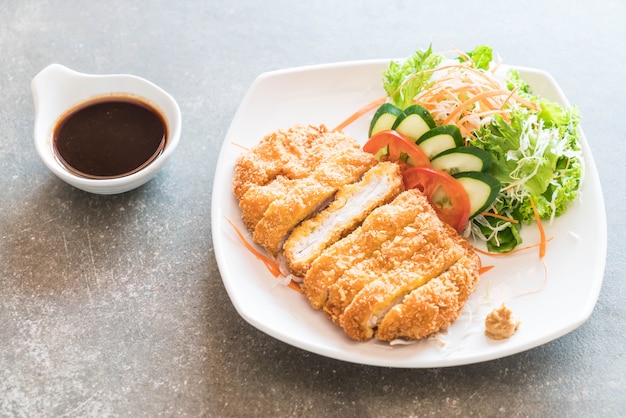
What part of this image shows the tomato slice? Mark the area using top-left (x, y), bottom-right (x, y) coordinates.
top-left (363, 130), bottom-right (431, 168)
top-left (402, 166), bottom-right (470, 232)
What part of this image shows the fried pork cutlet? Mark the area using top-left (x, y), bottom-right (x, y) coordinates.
top-left (233, 125), bottom-right (377, 256)
top-left (302, 190), bottom-right (434, 310)
top-left (252, 146), bottom-right (377, 256)
top-left (282, 162), bottom-right (404, 278)
top-left (302, 189), bottom-right (481, 342)
top-left (232, 124), bottom-right (365, 201)
top-left (238, 175), bottom-right (293, 231)
top-left (324, 220), bottom-right (458, 329)
top-left (232, 125), bottom-right (481, 343)
top-left (375, 248), bottom-right (480, 341)
top-left (323, 210), bottom-right (446, 325)
top-left (340, 229), bottom-right (469, 341)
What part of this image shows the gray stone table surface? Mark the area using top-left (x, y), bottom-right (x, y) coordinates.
top-left (1, 1), bottom-right (624, 416)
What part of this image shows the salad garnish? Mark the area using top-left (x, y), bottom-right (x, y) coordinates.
top-left (336, 45), bottom-right (584, 253)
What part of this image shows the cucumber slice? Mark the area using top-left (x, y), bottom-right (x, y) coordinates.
top-left (453, 171), bottom-right (501, 217)
top-left (368, 103), bottom-right (403, 137)
top-left (415, 125), bottom-right (464, 160)
top-left (391, 104), bottom-right (436, 142)
top-left (431, 146), bottom-right (493, 174)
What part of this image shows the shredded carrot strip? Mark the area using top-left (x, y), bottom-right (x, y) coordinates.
top-left (450, 83), bottom-right (491, 96)
top-left (500, 86), bottom-right (519, 110)
top-left (390, 63), bottom-right (468, 99)
top-left (528, 196), bottom-right (546, 258)
top-left (480, 211), bottom-right (519, 224)
top-left (553, 157), bottom-right (572, 179)
top-left (514, 95), bottom-right (541, 111)
top-left (393, 56), bottom-right (542, 139)
top-left (286, 278), bottom-right (303, 293)
top-left (231, 141), bottom-right (250, 151)
top-left (473, 237), bottom-right (553, 257)
top-left (456, 108), bottom-right (512, 138)
top-left (443, 89), bottom-right (511, 125)
top-left (509, 257), bottom-right (549, 298)
top-left (225, 217), bottom-right (280, 276)
top-left (451, 47), bottom-right (471, 63)
top-left (333, 96), bottom-right (387, 132)
top-left (490, 61), bottom-right (502, 74)
top-left (224, 217), bottom-right (302, 292)
top-left (479, 265), bottom-right (495, 275)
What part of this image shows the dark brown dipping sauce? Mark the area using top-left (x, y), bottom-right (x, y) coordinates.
top-left (53, 97), bottom-right (167, 178)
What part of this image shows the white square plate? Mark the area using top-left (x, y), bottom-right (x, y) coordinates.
top-left (211, 60), bottom-right (606, 368)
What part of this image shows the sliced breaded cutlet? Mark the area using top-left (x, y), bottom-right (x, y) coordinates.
top-left (339, 228), bottom-right (467, 341)
top-left (375, 246), bottom-right (480, 342)
top-left (238, 175), bottom-right (293, 231)
top-left (321, 192), bottom-right (451, 325)
top-left (282, 162), bottom-right (404, 278)
top-left (302, 189), bottom-right (432, 310)
top-left (252, 146), bottom-right (376, 255)
top-left (233, 125), bottom-right (377, 256)
top-left (232, 125), bottom-right (366, 201)
top-left (302, 188), bottom-right (481, 342)
top-left (232, 125), bottom-right (482, 343)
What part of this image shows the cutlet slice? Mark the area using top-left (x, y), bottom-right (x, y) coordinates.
top-left (233, 125), bottom-right (321, 200)
top-left (252, 146), bottom-right (376, 256)
top-left (375, 244), bottom-right (480, 342)
top-left (283, 162), bottom-right (404, 277)
top-left (232, 125), bottom-right (365, 200)
top-left (302, 190), bottom-right (432, 310)
top-left (239, 175), bottom-right (294, 231)
top-left (339, 228), bottom-right (465, 341)
top-left (323, 209), bottom-right (441, 325)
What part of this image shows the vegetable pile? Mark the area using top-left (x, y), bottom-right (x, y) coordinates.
top-left (346, 45), bottom-right (584, 253)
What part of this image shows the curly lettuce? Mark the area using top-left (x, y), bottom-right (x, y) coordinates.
top-left (383, 45), bottom-right (442, 109)
top-left (463, 45), bottom-right (493, 70)
top-left (383, 45), bottom-right (495, 109)
top-left (469, 102), bottom-right (583, 252)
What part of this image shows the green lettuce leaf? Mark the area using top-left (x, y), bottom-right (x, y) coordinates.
top-left (383, 45), bottom-right (442, 109)
top-left (464, 45), bottom-right (493, 70)
top-left (470, 104), bottom-right (583, 251)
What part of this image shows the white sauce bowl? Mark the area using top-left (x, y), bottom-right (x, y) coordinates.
top-left (31, 64), bottom-right (182, 195)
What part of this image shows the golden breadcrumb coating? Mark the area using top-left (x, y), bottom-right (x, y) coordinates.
top-left (283, 162), bottom-right (403, 277)
top-left (232, 125), bottom-right (364, 200)
top-left (324, 207), bottom-right (454, 324)
top-left (238, 175), bottom-right (293, 231)
top-left (339, 233), bottom-right (464, 341)
top-left (302, 188), bottom-right (481, 342)
top-left (375, 241), bottom-right (480, 341)
top-left (233, 125), bottom-right (377, 256)
top-left (302, 190), bottom-right (431, 310)
top-left (252, 146), bottom-right (376, 255)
